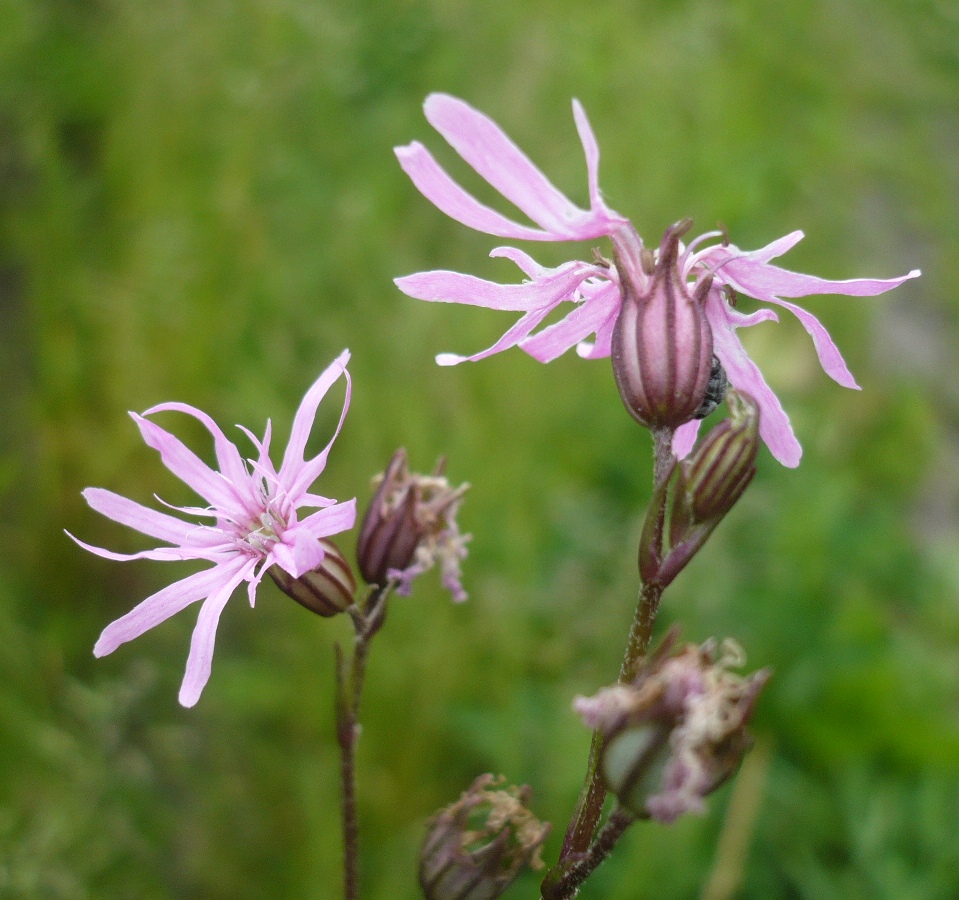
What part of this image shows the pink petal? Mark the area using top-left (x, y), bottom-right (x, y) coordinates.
top-left (143, 402), bottom-right (254, 510)
top-left (725, 306), bottom-right (780, 328)
top-left (178, 559), bottom-right (256, 707)
top-left (572, 99), bottom-right (603, 214)
top-left (489, 245), bottom-right (548, 277)
top-left (724, 257), bottom-right (921, 300)
top-left (395, 142), bottom-right (555, 241)
top-left (575, 282), bottom-right (622, 359)
top-left (395, 260), bottom-right (597, 312)
top-left (81, 488), bottom-right (197, 545)
top-left (435, 308), bottom-right (553, 366)
top-left (672, 420), bottom-right (702, 459)
top-left (737, 231), bottom-right (805, 265)
top-left (296, 491), bottom-right (338, 509)
top-left (272, 499), bottom-right (357, 577)
top-left (278, 350), bottom-right (351, 499)
top-left (707, 298), bottom-right (802, 467)
top-left (270, 534), bottom-right (324, 580)
top-left (132, 414), bottom-right (246, 516)
top-left (67, 532), bottom-right (229, 563)
top-left (753, 296), bottom-right (859, 389)
top-left (94, 559), bottom-right (248, 657)
top-left (520, 282), bottom-right (621, 363)
top-left (424, 93), bottom-right (585, 236)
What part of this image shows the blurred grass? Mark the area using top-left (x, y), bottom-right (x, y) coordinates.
top-left (3, 0), bottom-right (959, 897)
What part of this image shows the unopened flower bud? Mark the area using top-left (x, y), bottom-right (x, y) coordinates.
top-left (269, 539), bottom-right (356, 617)
top-left (574, 633), bottom-right (769, 823)
top-left (357, 448), bottom-right (470, 601)
top-left (419, 774), bottom-right (550, 900)
top-left (611, 219), bottom-right (714, 429)
top-left (675, 390), bottom-right (759, 530)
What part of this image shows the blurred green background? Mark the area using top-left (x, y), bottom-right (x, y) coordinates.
top-left (2, 0), bottom-right (959, 897)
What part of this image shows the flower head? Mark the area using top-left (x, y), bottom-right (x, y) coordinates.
top-left (395, 94), bottom-right (920, 465)
top-left (70, 351), bottom-right (356, 706)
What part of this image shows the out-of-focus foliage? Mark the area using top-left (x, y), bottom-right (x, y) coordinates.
top-left (2, 0), bottom-right (959, 897)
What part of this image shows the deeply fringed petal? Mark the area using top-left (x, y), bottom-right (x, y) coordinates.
top-left (424, 93), bottom-right (588, 235)
top-left (706, 294), bottom-right (802, 467)
top-left (278, 350), bottom-right (351, 499)
top-left (132, 413), bottom-right (248, 517)
top-left (143, 402), bottom-right (257, 514)
top-left (395, 259), bottom-right (600, 311)
top-left (395, 142), bottom-right (559, 242)
top-left (94, 559), bottom-right (249, 658)
top-left (436, 307), bottom-right (556, 366)
top-left (520, 280), bottom-right (620, 363)
top-left (81, 488), bottom-right (204, 546)
top-left (397, 94), bottom-right (625, 242)
top-left (178, 559), bottom-right (256, 707)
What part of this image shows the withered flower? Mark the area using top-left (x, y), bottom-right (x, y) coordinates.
top-left (420, 774), bottom-right (550, 900)
top-left (357, 449), bottom-right (470, 601)
top-left (575, 632), bottom-right (769, 823)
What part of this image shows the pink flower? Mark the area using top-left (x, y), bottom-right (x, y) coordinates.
top-left (70, 351), bottom-right (356, 706)
top-left (395, 94), bottom-right (920, 466)
top-left (394, 92), bottom-right (629, 366)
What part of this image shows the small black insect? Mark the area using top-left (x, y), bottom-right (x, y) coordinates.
top-left (693, 356), bottom-right (729, 420)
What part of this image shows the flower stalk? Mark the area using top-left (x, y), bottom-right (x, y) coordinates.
top-left (334, 583), bottom-right (393, 900)
top-left (546, 428), bottom-right (675, 897)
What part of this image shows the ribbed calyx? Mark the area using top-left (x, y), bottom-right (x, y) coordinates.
top-left (269, 538), bottom-right (356, 617)
top-left (611, 219), bottom-right (714, 429)
top-left (674, 390), bottom-right (759, 532)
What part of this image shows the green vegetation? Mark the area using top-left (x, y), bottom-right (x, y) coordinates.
top-left (2, 0), bottom-right (959, 896)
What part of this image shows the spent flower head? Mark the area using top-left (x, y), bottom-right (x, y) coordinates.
top-left (357, 448), bottom-right (470, 602)
top-left (419, 774), bottom-right (550, 900)
top-left (70, 351), bottom-right (356, 706)
top-left (395, 93), bottom-right (920, 465)
top-left (574, 631), bottom-right (769, 823)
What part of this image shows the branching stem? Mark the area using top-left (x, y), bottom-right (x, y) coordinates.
top-left (545, 429), bottom-right (675, 899)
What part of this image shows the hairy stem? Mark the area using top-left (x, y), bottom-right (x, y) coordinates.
top-left (336, 585), bottom-right (391, 900)
top-left (652, 427), bottom-right (675, 488)
top-left (547, 429), bottom-right (675, 896)
top-left (550, 808), bottom-right (636, 899)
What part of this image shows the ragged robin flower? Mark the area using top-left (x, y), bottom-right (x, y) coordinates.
top-left (69, 351), bottom-right (356, 706)
top-left (395, 93), bottom-right (919, 465)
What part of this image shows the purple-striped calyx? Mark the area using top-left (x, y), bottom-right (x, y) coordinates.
top-left (611, 219), bottom-right (715, 430)
top-left (269, 538), bottom-right (357, 617)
